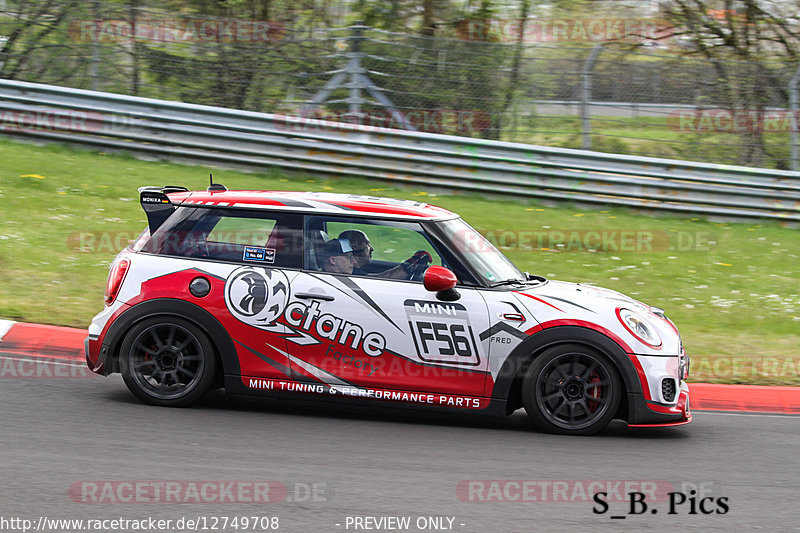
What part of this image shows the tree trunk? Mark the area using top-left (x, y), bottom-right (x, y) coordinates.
top-left (490, 0), bottom-right (530, 141)
top-left (421, 0), bottom-right (435, 37)
top-left (129, 0), bottom-right (140, 95)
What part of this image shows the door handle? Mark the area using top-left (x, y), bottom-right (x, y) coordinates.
top-left (295, 292), bottom-right (335, 301)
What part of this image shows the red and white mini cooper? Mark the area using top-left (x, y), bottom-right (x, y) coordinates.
top-left (86, 184), bottom-right (690, 435)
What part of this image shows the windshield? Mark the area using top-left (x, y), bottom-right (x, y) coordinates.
top-left (438, 218), bottom-right (525, 286)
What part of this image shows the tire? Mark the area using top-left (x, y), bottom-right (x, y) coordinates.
top-left (119, 316), bottom-right (216, 407)
top-left (522, 343), bottom-right (622, 435)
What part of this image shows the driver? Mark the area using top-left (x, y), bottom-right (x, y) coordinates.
top-left (319, 238), bottom-right (356, 274)
top-left (338, 229), bottom-right (432, 279)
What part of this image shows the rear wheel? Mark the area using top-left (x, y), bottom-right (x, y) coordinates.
top-left (522, 343), bottom-right (621, 435)
top-left (119, 317), bottom-right (216, 407)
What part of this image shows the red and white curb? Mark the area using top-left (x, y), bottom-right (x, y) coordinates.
top-left (688, 383), bottom-right (800, 415)
top-left (0, 319), bottom-right (86, 360)
top-left (0, 319), bottom-right (14, 340)
top-left (1, 320), bottom-right (798, 414)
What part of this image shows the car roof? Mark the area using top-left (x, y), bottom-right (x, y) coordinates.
top-left (167, 190), bottom-right (458, 220)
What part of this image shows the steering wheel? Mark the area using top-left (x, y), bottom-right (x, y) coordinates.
top-left (407, 257), bottom-right (432, 281)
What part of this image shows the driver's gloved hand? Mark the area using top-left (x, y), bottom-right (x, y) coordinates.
top-left (402, 250), bottom-right (432, 270)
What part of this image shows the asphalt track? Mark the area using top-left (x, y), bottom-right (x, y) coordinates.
top-left (1, 351), bottom-right (798, 533)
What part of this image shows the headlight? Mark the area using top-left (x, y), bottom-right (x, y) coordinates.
top-left (616, 308), bottom-right (662, 348)
top-left (679, 351), bottom-right (690, 380)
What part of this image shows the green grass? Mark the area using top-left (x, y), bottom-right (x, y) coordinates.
top-left (0, 139), bottom-right (798, 385)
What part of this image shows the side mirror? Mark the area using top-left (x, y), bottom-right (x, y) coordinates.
top-left (423, 266), bottom-right (460, 301)
top-left (424, 266), bottom-right (456, 291)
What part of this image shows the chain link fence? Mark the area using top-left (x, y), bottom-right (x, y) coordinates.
top-left (1, 0), bottom-right (799, 169)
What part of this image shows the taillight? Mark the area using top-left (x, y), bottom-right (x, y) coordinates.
top-left (104, 259), bottom-right (130, 305)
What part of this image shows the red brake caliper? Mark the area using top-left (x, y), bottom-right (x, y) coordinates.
top-left (586, 371), bottom-right (602, 412)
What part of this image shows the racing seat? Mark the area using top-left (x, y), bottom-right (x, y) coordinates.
top-left (265, 226), bottom-right (302, 269)
top-left (305, 228), bottom-right (329, 271)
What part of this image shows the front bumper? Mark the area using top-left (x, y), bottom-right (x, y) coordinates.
top-left (627, 381), bottom-right (691, 427)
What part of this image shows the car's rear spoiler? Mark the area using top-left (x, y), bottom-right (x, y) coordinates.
top-left (138, 185), bottom-right (188, 232)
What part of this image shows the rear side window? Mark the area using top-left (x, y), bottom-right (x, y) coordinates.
top-left (144, 207), bottom-right (303, 268)
top-left (207, 217), bottom-right (276, 246)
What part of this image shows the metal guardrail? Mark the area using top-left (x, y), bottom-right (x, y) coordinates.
top-left (1, 79), bottom-right (799, 221)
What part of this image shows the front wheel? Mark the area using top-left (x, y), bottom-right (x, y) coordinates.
top-left (119, 317), bottom-right (216, 407)
top-left (522, 343), bottom-right (621, 435)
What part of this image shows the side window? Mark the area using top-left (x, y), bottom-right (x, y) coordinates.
top-left (306, 216), bottom-right (443, 281)
top-left (207, 217), bottom-right (276, 247)
top-left (148, 207), bottom-right (303, 268)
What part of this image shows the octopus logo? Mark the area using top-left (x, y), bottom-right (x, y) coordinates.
top-left (225, 267), bottom-right (289, 327)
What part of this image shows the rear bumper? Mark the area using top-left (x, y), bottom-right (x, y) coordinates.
top-left (86, 301), bottom-right (133, 376)
top-left (85, 334), bottom-right (110, 375)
